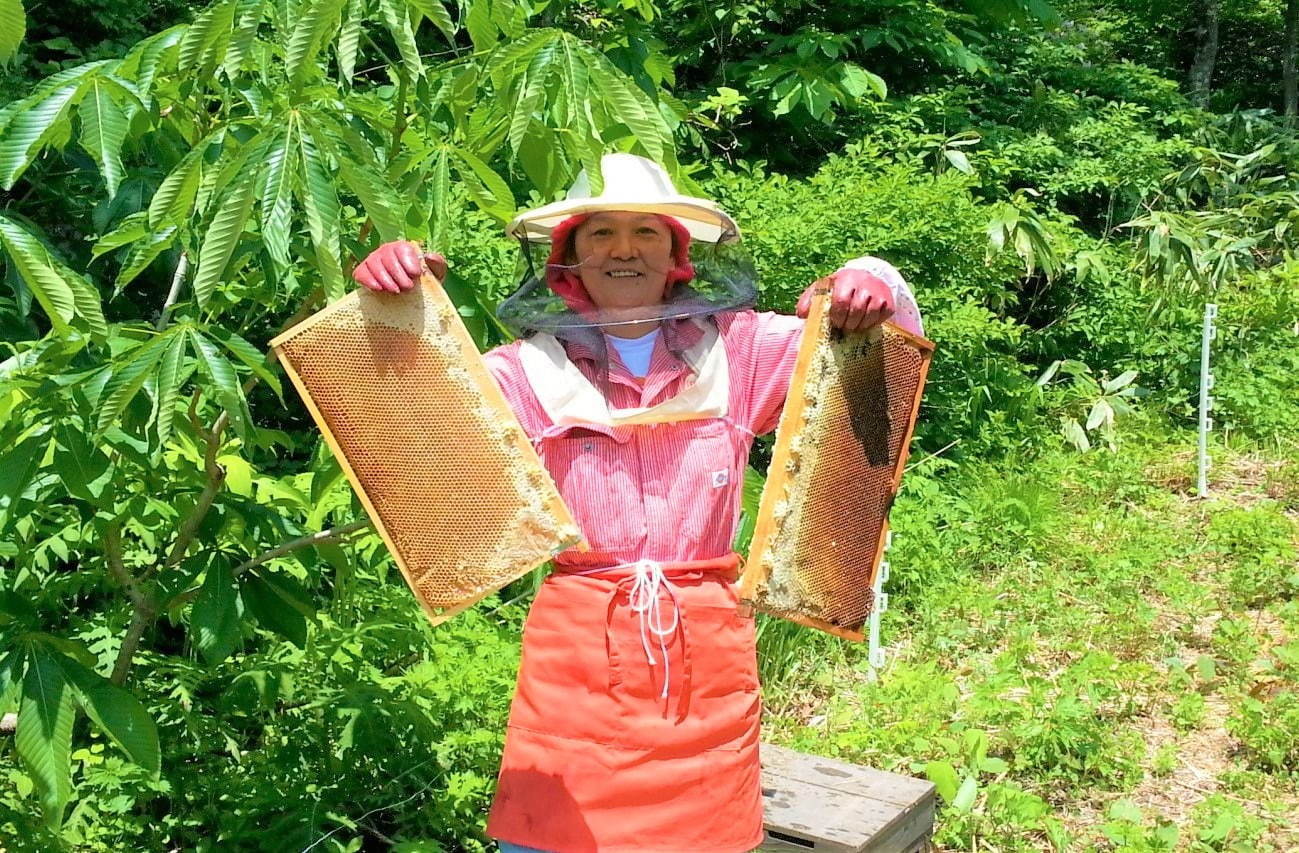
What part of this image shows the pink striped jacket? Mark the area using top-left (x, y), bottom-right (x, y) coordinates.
top-left (482, 260), bottom-right (921, 567)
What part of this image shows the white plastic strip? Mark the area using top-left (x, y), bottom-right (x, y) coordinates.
top-left (1198, 303), bottom-right (1217, 498)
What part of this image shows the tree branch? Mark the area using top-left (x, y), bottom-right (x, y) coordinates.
top-left (139, 410), bottom-right (228, 585)
top-left (234, 518), bottom-right (370, 578)
top-left (110, 595), bottom-right (157, 686)
top-left (104, 519), bottom-right (148, 608)
top-left (168, 519), bottom-right (371, 609)
top-left (156, 251), bottom-right (189, 332)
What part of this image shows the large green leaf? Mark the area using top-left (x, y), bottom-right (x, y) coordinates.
top-left (91, 210), bottom-right (149, 258)
top-left (79, 78), bottom-right (130, 197)
top-left (589, 53), bottom-right (666, 164)
top-left (428, 147), bottom-right (450, 249)
top-left (16, 645), bottom-right (75, 829)
top-left (241, 569), bottom-right (311, 647)
top-left (285, 0), bottom-right (345, 86)
top-left (379, 0), bottom-right (423, 81)
top-left (148, 136), bottom-right (209, 228)
top-left (191, 172), bottom-right (257, 308)
top-left (178, 0), bottom-right (237, 75)
top-left (337, 156), bottom-right (403, 242)
top-left (508, 42), bottom-right (554, 156)
top-left (188, 327), bottom-right (251, 437)
top-left (485, 27), bottom-right (552, 91)
top-left (555, 36), bottom-right (589, 129)
top-left (0, 0), bottom-right (26, 67)
top-left (0, 61), bottom-right (106, 189)
top-left (406, 0), bottom-right (456, 45)
top-left (463, 0), bottom-right (496, 51)
top-left (60, 657), bottom-right (160, 776)
top-left (259, 120), bottom-right (298, 266)
top-left (196, 128), bottom-right (257, 213)
top-left (0, 215), bottom-right (107, 338)
top-left (206, 324), bottom-right (282, 399)
top-left (52, 423), bottom-right (113, 503)
top-left (297, 122), bottom-right (346, 298)
top-left (96, 330), bottom-right (177, 432)
top-left (0, 219), bottom-right (74, 333)
top-left (119, 25), bottom-right (185, 99)
top-left (191, 556), bottom-right (240, 664)
top-left (115, 225), bottom-right (178, 291)
top-left (222, 0), bottom-right (264, 74)
top-left (0, 433), bottom-right (46, 535)
top-left (335, 0), bottom-right (362, 83)
top-left (453, 147), bottom-right (513, 221)
top-left (154, 330), bottom-right (187, 450)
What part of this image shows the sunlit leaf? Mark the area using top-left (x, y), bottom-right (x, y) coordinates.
top-left (79, 78), bottom-right (130, 197)
top-left (148, 134), bottom-right (210, 228)
top-left (207, 324), bottom-right (282, 399)
top-left (116, 225), bottom-right (178, 291)
top-left (336, 0), bottom-right (363, 82)
top-left (285, 0), bottom-right (346, 86)
top-left (188, 327), bottom-right (252, 437)
top-left (0, 62), bottom-right (107, 189)
top-left (298, 121), bottom-right (346, 298)
top-left (0, 0), bottom-right (25, 67)
top-left (192, 172), bottom-right (257, 308)
top-left (16, 645), bottom-right (75, 829)
top-left (60, 657), bottom-right (160, 776)
top-left (0, 215), bottom-right (106, 338)
top-left (96, 330), bottom-right (176, 432)
top-left (154, 330), bottom-right (187, 449)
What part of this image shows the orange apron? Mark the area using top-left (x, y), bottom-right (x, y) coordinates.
top-left (486, 553), bottom-right (764, 852)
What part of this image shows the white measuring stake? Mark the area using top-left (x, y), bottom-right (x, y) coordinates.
top-left (868, 530), bottom-right (892, 671)
top-left (1197, 303), bottom-right (1217, 498)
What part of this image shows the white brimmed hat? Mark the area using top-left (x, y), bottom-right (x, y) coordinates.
top-left (507, 153), bottom-right (740, 245)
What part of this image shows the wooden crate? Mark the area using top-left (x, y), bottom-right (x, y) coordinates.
top-left (759, 743), bottom-right (936, 853)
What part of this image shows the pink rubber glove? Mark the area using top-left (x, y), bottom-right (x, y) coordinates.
top-left (796, 267), bottom-right (895, 332)
top-left (352, 241), bottom-right (448, 293)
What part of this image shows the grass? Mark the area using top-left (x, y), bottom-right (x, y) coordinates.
top-left (757, 424), bottom-right (1299, 851)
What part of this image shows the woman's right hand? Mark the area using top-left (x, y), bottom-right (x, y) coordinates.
top-left (352, 241), bottom-right (449, 293)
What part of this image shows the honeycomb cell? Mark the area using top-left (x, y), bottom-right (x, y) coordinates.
top-left (740, 293), bottom-right (933, 639)
top-left (270, 276), bottom-right (583, 627)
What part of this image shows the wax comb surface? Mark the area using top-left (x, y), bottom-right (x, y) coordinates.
top-left (741, 289), bottom-right (933, 640)
top-left (270, 275), bottom-right (584, 627)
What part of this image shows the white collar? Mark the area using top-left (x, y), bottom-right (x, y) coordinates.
top-left (517, 320), bottom-right (729, 427)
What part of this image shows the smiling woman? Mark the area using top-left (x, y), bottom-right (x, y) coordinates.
top-left (570, 212), bottom-right (675, 334)
top-left (348, 153), bottom-right (921, 852)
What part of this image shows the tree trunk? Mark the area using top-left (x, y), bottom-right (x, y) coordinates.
top-left (1285, 0), bottom-right (1298, 121)
top-left (1188, 0), bottom-right (1221, 108)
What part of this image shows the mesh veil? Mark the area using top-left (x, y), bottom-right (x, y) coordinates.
top-left (496, 216), bottom-right (758, 384)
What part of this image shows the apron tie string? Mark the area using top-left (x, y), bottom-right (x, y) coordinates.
top-left (626, 560), bottom-right (681, 701)
top-left (568, 560), bottom-right (690, 714)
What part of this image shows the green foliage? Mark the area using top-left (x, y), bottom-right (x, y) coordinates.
top-left (1229, 688), bottom-right (1299, 777)
top-left (0, 0), bottom-right (689, 837)
top-left (1206, 503), bottom-right (1299, 608)
top-left (765, 433), bottom-right (1299, 850)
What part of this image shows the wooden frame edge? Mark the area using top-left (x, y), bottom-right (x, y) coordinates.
top-left (270, 274), bottom-right (587, 629)
top-left (742, 293), bottom-right (934, 643)
top-left (739, 289), bottom-right (829, 598)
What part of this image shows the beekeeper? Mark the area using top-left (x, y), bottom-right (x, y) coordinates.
top-left (351, 154), bottom-right (923, 853)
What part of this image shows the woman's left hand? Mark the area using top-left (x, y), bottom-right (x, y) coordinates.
top-left (795, 268), bottom-right (895, 332)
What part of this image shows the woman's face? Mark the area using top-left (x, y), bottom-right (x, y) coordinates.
top-left (570, 211), bottom-right (675, 312)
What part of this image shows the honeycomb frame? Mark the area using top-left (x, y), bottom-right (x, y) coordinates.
top-left (740, 285), bottom-right (934, 640)
top-left (270, 274), bottom-right (585, 627)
